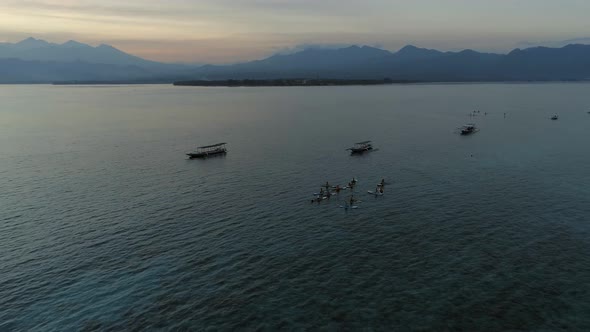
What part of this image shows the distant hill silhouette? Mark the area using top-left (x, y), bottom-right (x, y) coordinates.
top-left (192, 43), bottom-right (590, 81)
top-left (0, 58), bottom-right (159, 83)
top-left (1, 37), bottom-right (590, 83)
top-left (0, 37), bottom-right (193, 82)
top-left (0, 37), bottom-right (168, 68)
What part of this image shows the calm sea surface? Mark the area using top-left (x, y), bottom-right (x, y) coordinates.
top-left (1, 83), bottom-right (590, 330)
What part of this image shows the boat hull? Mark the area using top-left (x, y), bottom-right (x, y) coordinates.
top-left (187, 150), bottom-right (227, 159)
top-left (349, 147), bottom-right (373, 154)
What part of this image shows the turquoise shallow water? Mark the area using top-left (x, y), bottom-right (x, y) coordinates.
top-left (1, 83), bottom-right (590, 330)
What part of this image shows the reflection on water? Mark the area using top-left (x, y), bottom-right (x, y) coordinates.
top-left (1, 83), bottom-right (589, 330)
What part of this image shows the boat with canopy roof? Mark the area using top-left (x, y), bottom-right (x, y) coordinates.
top-left (187, 143), bottom-right (227, 159)
top-left (347, 141), bottom-right (373, 154)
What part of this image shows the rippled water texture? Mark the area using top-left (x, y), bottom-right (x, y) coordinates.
top-left (1, 84), bottom-right (590, 330)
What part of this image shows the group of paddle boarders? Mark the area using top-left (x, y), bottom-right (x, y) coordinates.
top-left (311, 177), bottom-right (387, 207)
top-left (311, 178), bottom-right (358, 203)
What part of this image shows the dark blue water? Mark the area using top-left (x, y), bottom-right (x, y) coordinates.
top-left (1, 84), bottom-right (590, 330)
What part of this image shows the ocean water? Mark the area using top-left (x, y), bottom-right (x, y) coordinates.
top-left (1, 83), bottom-right (589, 331)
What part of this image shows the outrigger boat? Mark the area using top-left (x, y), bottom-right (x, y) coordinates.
top-left (347, 141), bottom-right (373, 154)
top-left (460, 124), bottom-right (478, 135)
top-left (187, 143), bottom-right (227, 159)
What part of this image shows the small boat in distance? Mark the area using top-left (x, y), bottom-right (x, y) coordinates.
top-left (551, 115), bottom-right (559, 120)
top-left (460, 124), bottom-right (478, 135)
top-left (187, 143), bottom-right (227, 159)
top-left (347, 141), bottom-right (373, 154)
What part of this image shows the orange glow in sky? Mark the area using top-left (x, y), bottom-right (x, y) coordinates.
top-left (1, 0), bottom-right (589, 63)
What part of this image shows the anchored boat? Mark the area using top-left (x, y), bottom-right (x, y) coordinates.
top-left (187, 143), bottom-right (227, 159)
top-left (347, 141), bottom-right (373, 154)
top-left (460, 124), bottom-right (478, 135)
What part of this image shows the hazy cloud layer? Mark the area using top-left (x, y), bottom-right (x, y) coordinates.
top-left (1, 0), bottom-right (590, 63)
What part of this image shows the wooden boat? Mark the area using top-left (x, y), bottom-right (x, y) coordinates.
top-left (347, 141), bottom-right (373, 154)
top-left (187, 143), bottom-right (227, 159)
top-left (460, 124), bottom-right (478, 135)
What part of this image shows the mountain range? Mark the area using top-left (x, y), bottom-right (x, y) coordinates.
top-left (0, 37), bottom-right (156, 66)
top-left (0, 38), bottom-right (191, 83)
top-left (195, 44), bottom-right (590, 82)
top-left (1, 37), bottom-right (590, 83)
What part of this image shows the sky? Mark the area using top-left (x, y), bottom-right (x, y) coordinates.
top-left (1, 0), bottom-right (589, 63)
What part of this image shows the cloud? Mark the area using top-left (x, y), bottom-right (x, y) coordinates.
top-left (516, 37), bottom-right (590, 49)
top-left (1, 0), bottom-right (590, 62)
top-left (272, 43), bottom-right (357, 55)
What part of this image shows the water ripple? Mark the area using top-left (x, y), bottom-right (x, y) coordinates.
top-left (1, 84), bottom-right (590, 330)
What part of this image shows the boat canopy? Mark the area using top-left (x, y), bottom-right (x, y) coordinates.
top-left (198, 143), bottom-right (227, 149)
top-left (355, 141), bottom-right (372, 145)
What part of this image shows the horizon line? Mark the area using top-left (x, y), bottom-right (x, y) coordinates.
top-left (2, 36), bottom-right (590, 65)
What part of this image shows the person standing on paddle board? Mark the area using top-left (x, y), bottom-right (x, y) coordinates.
top-left (349, 195), bottom-right (356, 205)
